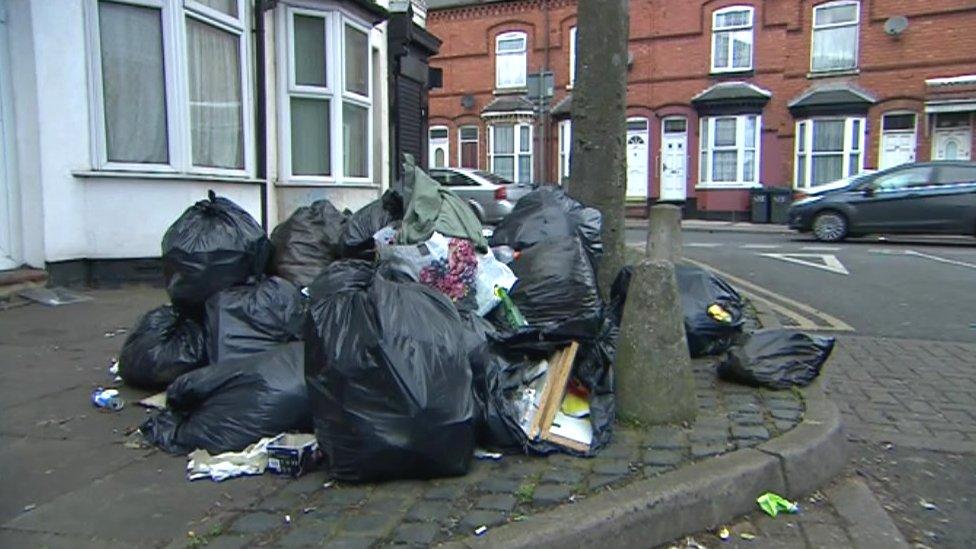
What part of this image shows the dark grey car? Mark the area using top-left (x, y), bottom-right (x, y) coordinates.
top-left (788, 161), bottom-right (976, 242)
top-left (428, 168), bottom-right (533, 223)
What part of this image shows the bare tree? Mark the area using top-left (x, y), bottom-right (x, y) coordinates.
top-left (567, 0), bottom-right (629, 296)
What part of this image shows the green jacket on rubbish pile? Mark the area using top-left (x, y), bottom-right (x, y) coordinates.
top-left (397, 155), bottom-right (489, 250)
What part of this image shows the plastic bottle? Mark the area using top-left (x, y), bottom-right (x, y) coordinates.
top-left (494, 286), bottom-right (527, 328)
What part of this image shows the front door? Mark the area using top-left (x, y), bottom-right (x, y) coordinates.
top-left (0, 0), bottom-right (18, 270)
top-left (880, 132), bottom-right (915, 169)
top-left (660, 117), bottom-right (687, 202)
top-left (933, 129), bottom-right (972, 161)
top-left (626, 118), bottom-right (649, 199)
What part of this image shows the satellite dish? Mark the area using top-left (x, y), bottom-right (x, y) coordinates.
top-left (460, 94), bottom-right (474, 109)
top-left (884, 16), bottom-right (908, 36)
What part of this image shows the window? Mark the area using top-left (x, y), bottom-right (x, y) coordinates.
top-left (568, 27), bottom-right (577, 87)
top-left (282, 9), bottom-right (372, 183)
top-left (936, 165), bottom-right (976, 185)
top-left (428, 126), bottom-right (449, 168)
top-left (711, 6), bottom-right (753, 72)
top-left (879, 113), bottom-right (916, 170)
top-left (794, 117), bottom-right (865, 189)
top-left (89, 0), bottom-right (249, 174)
top-left (458, 126), bottom-right (479, 168)
top-left (495, 32), bottom-right (527, 89)
top-left (871, 166), bottom-right (932, 191)
top-left (489, 123), bottom-right (532, 183)
top-left (699, 115), bottom-right (760, 186)
top-left (811, 1), bottom-right (859, 72)
top-left (558, 120), bottom-right (572, 182)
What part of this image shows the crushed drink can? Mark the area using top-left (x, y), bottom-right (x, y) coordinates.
top-left (91, 387), bottom-right (124, 411)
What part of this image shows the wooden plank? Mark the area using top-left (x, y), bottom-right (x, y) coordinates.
top-left (528, 342), bottom-right (580, 442)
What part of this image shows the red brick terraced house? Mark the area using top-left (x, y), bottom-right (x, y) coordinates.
top-left (424, 0), bottom-right (976, 219)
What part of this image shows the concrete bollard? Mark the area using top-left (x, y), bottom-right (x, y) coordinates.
top-left (615, 206), bottom-right (697, 425)
top-left (646, 204), bottom-right (683, 261)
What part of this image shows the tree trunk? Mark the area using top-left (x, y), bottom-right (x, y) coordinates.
top-left (567, 0), bottom-right (629, 296)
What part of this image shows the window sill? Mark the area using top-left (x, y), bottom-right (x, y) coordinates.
top-left (73, 169), bottom-right (263, 184)
top-left (807, 68), bottom-right (860, 79)
top-left (710, 68), bottom-right (755, 78)
top-left (695, 183), bottom-right (762, 190)
top-left (276, 180), bottom-right (381, 189)
top-left (493, 87), bottom-right (528, 95)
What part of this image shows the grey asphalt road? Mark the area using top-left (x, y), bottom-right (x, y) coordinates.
top-left (626, 228), bottom-right (976, 341)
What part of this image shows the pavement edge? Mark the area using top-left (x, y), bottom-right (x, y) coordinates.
top-left (454, 387), bottom-right (846, 549)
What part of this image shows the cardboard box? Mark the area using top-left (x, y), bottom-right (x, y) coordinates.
top-left (266, 433), bottom-right (319, 477)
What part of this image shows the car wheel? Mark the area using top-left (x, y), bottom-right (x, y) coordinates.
top-left (812, 211), bottom-right (848, 242)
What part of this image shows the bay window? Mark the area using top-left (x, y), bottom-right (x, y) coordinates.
top-left (495, 32), bottom-right (527, 89)
top-left (88, 0), bottom-right (249, 174)
top-left (281, 8), bottom-right (372, 183)
top-left (794, 118), bottom-right (865, 189)
top-left (711, 6), bottom-right (753, 73)
top-left (699, 115), bottom-right (760, 186)
top-left (811, 1), bottom-right (859, 72)
top-left (489, 123), bottom-right (532, 183)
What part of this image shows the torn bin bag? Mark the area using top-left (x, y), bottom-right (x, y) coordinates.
top-left (339, 190), bottom-right (404, 259)
top-left (489, 186), bottom-right (603, 269)
top-left (205, 276), bottom-right (304, 364)
top-left (507, 237), bottom-right (602, 338)
top-left (304, 261), bottom-right (475, 482)
top-left (140, 342), bottom-right (311, 455)
top-left (718, 329), bottom-right (836, 389)
top-left (118, 305), bottom-right (208, 390)
top-left (270, 199), bottom-right (348, 288)
top-left (676, 264), bottom-right (745, 357)
top-left (162, 191), bottom-right (271, 310)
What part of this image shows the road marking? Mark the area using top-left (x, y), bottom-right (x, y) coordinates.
top-left (685, 243), bottom-right (722, 248)
top-left (868, 248), bottom-right (976, 270)
top-left (741, 244), bottom-right (781, 249)
top-left (683, 258), bottom-right (855, 332)
top-left (802, 246), bottom-right (842, 251)
top-left (760, 253), bottom-right (850, 275)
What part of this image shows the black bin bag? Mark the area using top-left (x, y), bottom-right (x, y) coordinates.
top-left (304, 261), bottom-right (475, 482)
top-left (270, 199), bottom-right (348, 287)
top-left (140, 342), bottom-right (311, 455)
top-left (118, 305), bottom-right (208, 390)
top-left (676, 263), bottom-right (745, 357)
top-left (489, 186), bottom-right (603, 269)
top-left (162, 191), bottom-right (271, 310)
top-left (205, 276), bottom-right (305, 363)
top-left (506, 237), bottom-right (602, 338)
top-left (339, 190), bottom-right (404, 259)
top-left (718, 329), bottom-right (836, 389)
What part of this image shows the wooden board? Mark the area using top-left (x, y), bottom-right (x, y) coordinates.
top-left (526, 341), bottom-right (592, 452)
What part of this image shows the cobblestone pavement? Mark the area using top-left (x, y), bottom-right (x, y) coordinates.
top-left (196, 362), bottom-right (804, 548)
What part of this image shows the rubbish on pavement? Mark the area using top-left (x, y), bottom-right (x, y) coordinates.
top-left (919, 499), bottom-right (937, 510)
top-left (473, 448), bottom-right (503, 460)
top-left (740, 532), bottom-right (756, 540)
top-left (118, 305), bottom-right (208, 389)
top-left (560, 392), bottom-right (590, 418)
top-left (675, 263), bottom-right (745, 357)
top-left (378, 232), bottom-right (478, 303)
top-left (305, 261), bottom-right (475, 481)
top-left (339, 189), bottom-right (403, 259)
top-left (138, 391), bottom-right (168, 410)
top-left (284, 515), bottom-right (291, 524)
top-left (523, 342), bottom-right (591, 452)
top-left (473, 249), bottom-right (518, 315)
top-left (91, 387), bottom-right (124, 411)
top-left (718, 526), bottom-right (731, 540)
top-left (186, 436), bottom-right (276, 482)
top-left (757, 492), bottom-right (799, 517)
top-left (18, 287), bottom-right (93, 307)
top-left (718, 329), bottom-right (836, 389)
top-left (494, 286), bottom-right (527, 328)
top-left (474, 525), bottom-right (488, 536)
top-left (489, 185), bottom-right (603, 270)
top-left (108, 359), bottom-right (119, 376)
top-left (140, 342), bottom-right (311, 455)
top-left (266, 433), bottom-right (320, 477)
top-left (22, 504), bottom-right (36, 513)
top-left (396, 154), bottom-right (488, 250)
top-left (205, 276), bottom-right (304, 363)
top-left (162, 190), bottom-right (271, 311)
top-left (269, 199), bottom-right (348, 287)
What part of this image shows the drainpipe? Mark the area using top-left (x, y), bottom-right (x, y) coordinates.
top-left (541, 0), bottom-right (550, 184)
top-left (254, 0), bottom-right (269, 231)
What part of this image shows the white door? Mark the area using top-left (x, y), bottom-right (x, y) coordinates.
top-left (428, 126), bottom-right (449, 168)
top-left (933, 129), bottom-right (972, 161)
top-left (0, 0), bottom-right (18, 270)
top-left (660, 117), bottom-right (687, 201)
top-left (879, 132), bottom-right (915, 169)
top-left (626, 118), bottom-right (649, 199)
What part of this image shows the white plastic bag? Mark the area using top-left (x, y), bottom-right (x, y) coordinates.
top-left (474, 248), bottom-right (517, 316)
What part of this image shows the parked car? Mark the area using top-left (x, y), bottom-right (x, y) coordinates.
top-left (427, 168), bottom-right (534, 223)
top-left (788, 161), bottom-right (976, 242)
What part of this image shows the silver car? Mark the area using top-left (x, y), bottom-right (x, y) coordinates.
top-left (428, 168), bottom-right (534, 224)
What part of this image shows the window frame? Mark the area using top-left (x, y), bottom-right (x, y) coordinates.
top-left (495, 31), bottom-right (527, 90)
top-left (568, 26), bottom-right (577, 88)
top-left (810, 0), bottom-right (860, 73)
top-left (277, 5), bottom-right (373, 186)
top-left (710, 5), bottom-right (754, 73)
top-left (794, 116), bottom-right (866, 189)
top-left (457, 125), bottom-right (479, 169)
top-left (488, 122), bottom-right (533, 183)
top-left (84, 0), bottom-right (252, 177)
top-left (698, 114), bottom-right (762, 188)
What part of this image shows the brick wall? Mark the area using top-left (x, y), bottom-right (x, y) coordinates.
top-left (427, 0), bottom-right (976, 215)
